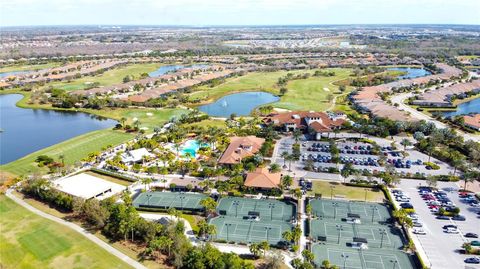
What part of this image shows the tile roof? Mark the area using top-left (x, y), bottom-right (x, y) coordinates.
top-left (244, 167), bottom-right (281, 189)
top-left (218, 136), bottom-right (265, 164)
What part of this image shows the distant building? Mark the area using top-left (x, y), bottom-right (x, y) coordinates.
top-left (263, 111), bottom-right (346, 140)
top-left (244, 167), bottom-right (281, 189)
top-left (463, 114), bottom-right (480, 131)
top-left (218, 136), bottom-right (265, 165)
top-left (121, 148), bottom-right (154, 164)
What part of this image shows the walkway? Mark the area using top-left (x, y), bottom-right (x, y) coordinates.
top-left (5, 189), bottom-right (146, 269)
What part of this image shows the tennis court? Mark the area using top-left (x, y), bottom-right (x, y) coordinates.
top-left (309, 220), bottom-right (403, 249)
top-left (309, 199), bottom-right (391, 224)
top-left (210, 215), bottom-right (293, 245)
top-left (133, 191), bottom-right (207, 211)
top-left (312, 244), bottom-right (415, 269)
top-left (216, 197), bottom-right (296, 221)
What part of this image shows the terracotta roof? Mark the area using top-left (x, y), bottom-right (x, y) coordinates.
top-left (463, 114), bottom-right (480, 129)
top-left (218, 136), bottom-right (265, 164)
top-left (264, 111), bottom-right (345, 131)
top-left (244, 167), bottom-right (281, 189)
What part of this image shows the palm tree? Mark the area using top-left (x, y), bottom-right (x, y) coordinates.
top-left (58, 154), bottom-right (65, 166)
top-left (141, 177), bottom-right (153, 191)
top-left (462, 169), bottom-right (479, 191)
top-left (400, 138), bottom-right (412, 151)
top-left (293, 129), bottom-right (302, 142)
top-left (120, 117), bottom-right (127, 127)
top-left (269, 163), bottom-right (281, 173)
top-left (249, 243), bottom-right (262, 258)
top-left (260, 241), bottom-right (270, 257)
top-left (156, 236), bottom-right (174, 257)
top-left (280, 151), bottom-right (289, 167)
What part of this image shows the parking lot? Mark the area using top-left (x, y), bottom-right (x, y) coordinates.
top-left (396, 179), bottom-right (480, 269)
top-left (273, 136), bottom-right (454, 178)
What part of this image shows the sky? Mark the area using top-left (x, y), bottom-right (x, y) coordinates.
top-left (1, 0), bottom-right (479, 27)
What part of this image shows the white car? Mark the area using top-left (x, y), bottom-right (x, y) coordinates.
top-left (413, 228), bottom-right (426, 235)
top-left (445, 228), bottom-right (459, 234)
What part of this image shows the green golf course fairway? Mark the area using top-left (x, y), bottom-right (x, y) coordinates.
top-left (0, 195), bottom-right (132, 269)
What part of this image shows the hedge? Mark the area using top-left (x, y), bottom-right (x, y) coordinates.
top-left (90, 168), bottom-right (138, 182)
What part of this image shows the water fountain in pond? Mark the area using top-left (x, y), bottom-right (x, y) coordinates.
top-left (221, 100), bottom-right (228, 107)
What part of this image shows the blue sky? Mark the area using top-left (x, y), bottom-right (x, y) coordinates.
top-left (1, 0), bottom-right (479, 26)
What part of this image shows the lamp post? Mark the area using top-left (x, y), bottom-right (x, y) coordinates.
top-left (390, 260), bottom-right (398, 269)
top-left (233, 200), bottom-right (240, 218)
top-left (341, 253), bottom-right (349, 269)
top-left (336, 224), bottom-right (343, 244)
top-left (179, 195), bottom-right (186, 210)
top-left (330, 186), bottom-right (335, 200)
top-left (265, 226), bottom-right (272, 243)
top-left (269, 203), bottom-right (275, 220)
top-left (333, 202), bottom-right (339, 220)
top-left (146, 193), bottom-right (152, 206)
top-left (371, 205), bottom-right (378, 223)
top-left (226, 223), bottom-right (232, 241)
top-left (379, 228), bottom-right (386, 248)
top-left (364, 188), bottom-right (368, 202)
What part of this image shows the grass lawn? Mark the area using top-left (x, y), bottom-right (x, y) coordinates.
top-left (307, 181), bottom-right (385, 202)
top-left (0, 62), bottom-right (62, 73)
top-left (189, 68), bottom-right (354, 112)
top-left (0, 195), bottom-right (132, 269)
top-left (0, 129), bottom-right (134, 177)
top-left (189, 70), bottom-right (310, 102)
top-left (276, 68), bottom-right (353, 111)
top-left (47, 63), bottom-right (163, 91)
top-left (183, 119), bottom-right (228, 129)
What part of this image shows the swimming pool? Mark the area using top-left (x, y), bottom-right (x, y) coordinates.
top-left (180, 140), bottom-right (208, 157)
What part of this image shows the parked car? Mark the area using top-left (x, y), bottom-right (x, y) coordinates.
top-left (413, 228), bottom-right (426, 235)
top-left (400, 203), bottom-right (414, 209)
top-left (471, 241), bottom-right (480, 247)
top-left (464, 257), bottom-right (480, 264)
top-left (452, 215), bottom-right (466, 221)
top-left (465, 233), bottom-right (479, 238)
top-left (443, 225), bottom-right (458, 230)
top-left (445, 228), bottom-right (459, 234)
top-left (436, 215), bottom-right (450, 220)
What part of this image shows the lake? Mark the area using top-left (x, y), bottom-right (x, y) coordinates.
top-left (198, 91), bottom-right (280, 117)
top-left (387, 67), bottom-right (431, 79)
top-left (148, 64), bottom-right (209, 77)
top-left (0, 70), bottom-right (32, 78)
top-left (442, 98), bottom-right (480, 117)
top-left (0, 94), bottom-right (117, 164)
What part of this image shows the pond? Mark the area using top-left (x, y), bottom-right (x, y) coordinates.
top-left (0, 70), bottom-right (32, 78)
top-left (0, 94), bottom-right (117, 164)
top-left (198, 91), bottom-right (280, 117)
top-left (387, 67), bottom-right (431, 79)
top-left (148, 64), bottom-right (209, 77)
top-left (442, 98), bottom-right (480, 117)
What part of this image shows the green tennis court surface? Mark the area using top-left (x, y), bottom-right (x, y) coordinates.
top-left (312, 244), bottom-right (415, 269)
top-left (216, 196), bottom-right (296, 221)
top-left (309, 199), bottom-right (416, 269)
top-left (210, 215), bottom-right (293, 245)
top-left (133, 191), bottom-right (207, 211)
top-left (210, 197), bottom-right (296, 245)
top-left (310, 199), bottom-right (391, 223)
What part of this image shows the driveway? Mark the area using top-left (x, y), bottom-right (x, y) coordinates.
top-left (396, 179), bottom-right (480, 269)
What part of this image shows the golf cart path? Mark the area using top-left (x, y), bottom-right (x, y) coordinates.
top-left (6, 189), bottom-right (146, 269)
